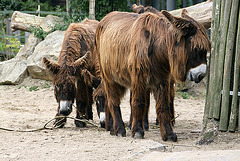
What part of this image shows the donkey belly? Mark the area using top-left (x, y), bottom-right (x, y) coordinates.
top-left (100, 55), bottom-right (131, 88)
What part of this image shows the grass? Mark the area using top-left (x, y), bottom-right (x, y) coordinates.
top-left (29, 86), bottom-right (39, 92)
top-left (178, 91), bottom-right (191, 99)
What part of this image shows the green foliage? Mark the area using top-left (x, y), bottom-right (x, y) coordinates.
top-left (20, 0), bottom-right (54, 11)
top-left (0, 0), bottom-right (54, 11)
top-left (29, 86), bottom-right (39, 92)
top-left (0, 39), bottom-right (7, 52)
top-left (6, 37), bottom-right (21, 53)
top-left (43, 83), bottom-right (51, 89)
top-left (96, 0), bottom-right (131, 20)
top-left (78, 0), bottom-right (131, 21)
top-left (0, 0), bottom-right (22, 11)
top-left (178, 91), bottom-right (190, 99)
top-left (30, 26), bottom-right (48, 40)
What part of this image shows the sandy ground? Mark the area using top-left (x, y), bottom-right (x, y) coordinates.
top-left (0, 77), bottom-right (240, 161)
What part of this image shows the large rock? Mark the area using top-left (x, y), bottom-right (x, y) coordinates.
top-left (17, 34), bottom-right (41, 60)
top-left (39, 15), bottom-right (63, 33)
top-left (0, 34), bottom-right (40, 84)
top-left (27, 30), bottom-right (65, 80)
top-left (0, 58), bottom-right (28, 84)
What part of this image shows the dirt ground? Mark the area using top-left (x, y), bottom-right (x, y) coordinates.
top-left (0, 77), bottom-right (240, 161)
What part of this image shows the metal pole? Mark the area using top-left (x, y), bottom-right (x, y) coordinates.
top-left (167, 0), bottom-right (176, 11)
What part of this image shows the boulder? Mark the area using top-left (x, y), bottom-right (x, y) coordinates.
top-left (27, 30), bottom-right (65, 80)
top-left (17, 34), bottom-right (41, 60)
top-left (39, 15), bottom-right (63, 33)
top-left (0, 34), bottom-right (40, 84)
top-left (0, 58), bottom-right (28, 84)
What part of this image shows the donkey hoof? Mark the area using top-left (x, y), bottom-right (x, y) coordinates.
top-left (163, 133), bottom-right (177, 142)
top-left (53, 118), bottom-right (66, 128)
top-left (117, 133), bottom-right (126, 137)
top-left (116, 128), bottom-right (126, 137)
top-left (133, 132), bottom-right (144, 139)
top-left (144, 124), bottom-right (149, 131)
top-left (75, 120), bottom-right (86, 127)
top-left (110, 129), bottom-right (115, 135)
top-left (169, 133), bottom-right (177, 142)
top-left (100, 121), bottom-right (105, 128)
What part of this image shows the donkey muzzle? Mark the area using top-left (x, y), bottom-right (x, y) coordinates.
top-left (59, 101), bottom-right (73, 116)
top-left (187, 64), bottom-right (207, 83)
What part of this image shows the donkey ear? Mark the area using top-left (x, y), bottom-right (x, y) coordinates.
top-left (72, 51), bottom-right (92, 73)
top-left (132, 4), bottom-right (145, 14)
top-left (181, 9), bottom-right (195, 21)
top-left (161, 10), bottom-right (196, 36)
top-left (42, 57), bottom-right (60, 75)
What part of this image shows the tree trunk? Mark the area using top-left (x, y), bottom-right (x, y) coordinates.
top-left (11, 11), bottom-right (63, 33)
top-left (132, 0), bottom-right (213, 29)
top-left (89, 0), bottom-right (95, 20)
top-left (169, 0), bottom-right (213, 29)
top-left (10, 11), bottom-right (44, 32)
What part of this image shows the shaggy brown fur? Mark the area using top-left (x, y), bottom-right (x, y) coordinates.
top-left (131, 4), bottom-right (176, 128)
top-left (42, 18), bottom-right (100, 127)
top-left (95, 10), bottom-right (210, 141)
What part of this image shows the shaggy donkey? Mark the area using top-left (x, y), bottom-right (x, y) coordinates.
top-left (43, 19), bottom-right (104, 127)
top-left (95, 10), bottom-right (210, 141)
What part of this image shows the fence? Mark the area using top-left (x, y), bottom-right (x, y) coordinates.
top-left (0, 10), bottom-right (70, 44)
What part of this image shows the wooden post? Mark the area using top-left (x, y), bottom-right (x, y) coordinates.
top-left (218, 0), bottom-right (234, 131)
top-left (204, 0), bottom-right (218, 123)
top-left (89, 0), bottom-right (95, 20)
top-left (212, 0), bottom-right (229, 121)
top-left (228, 3), bottom-right (240, 132)
top-left (211, 0), bottom-right (222, 119)
top-left (203, 0), bottom-right (240, 139)
top-left (66, 0), bottom-right (69, 16)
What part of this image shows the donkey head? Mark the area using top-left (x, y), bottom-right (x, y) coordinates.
top-left (162, 9), bottom-right (211, 83)
top-left (42, 51), bottom-right (92, 116)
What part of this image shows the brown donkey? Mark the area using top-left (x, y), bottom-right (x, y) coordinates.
top-left (95, 10), bottom-right (210, 141)
top-left (42, 19), bottom-right (103, 127)
top-left (130, 4), bottom-right (176, 130)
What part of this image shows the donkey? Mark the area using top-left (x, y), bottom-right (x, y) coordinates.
top-left (130, 4), bottom-right (176, 130)
top-left (95, 10), bottom-right (211, 141)
top-left (42, 19), bottom-right (104, 128)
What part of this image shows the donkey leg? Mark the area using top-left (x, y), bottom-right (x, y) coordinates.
top-left (104, 99), bottom-right (114, 132)
top-left (130, 87), bottom-right (148, 139)
top-left (170, 77), bottom-right (175, 126)
top-left (129, 89), bottom-right (150, 131)
top-left (94, 81), bottom-right (106, 128)
top-left (104, 81), bottom-right (126, 137)
top-left (75, 80), bottom-right (89, 127)
top-left (86, 86), bottom-right (93, 120)
top-left (156, 79), bottom-right (174, 126)
top-left (154, 83), bottom-right (177, 142)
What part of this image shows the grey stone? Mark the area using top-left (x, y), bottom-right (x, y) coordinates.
top-left (0, 34), bottom-right (40, 85)
top-left (0, 58), bottom-right (28, 84)
top-left (16, 34), bottom-right (41, 60)
top-left (39, 15), bottom-right (64, 33)
top-left (27, 30), bottom-right (65, 80)
top-left (149, 142), bottom-right (166, 152)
